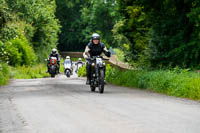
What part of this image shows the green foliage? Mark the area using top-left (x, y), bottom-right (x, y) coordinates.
top-left (56, 0), bottom-right (120, 52)
top-left (81, 0), bottom-right (119, 47)
top-left (118, 0), bottom-right (200, 68)
top-left (106, 66), bottom-right (200, 100)
top-left (113, 48), bottom-right (125, 62)
top-left (78, 65), bottom-right (86, 77)
top-left (12, 64), bottom-right (49, 79)
top-left (0, 0), bottom-right (60, 63)
top-left (0, 63), bottom-right (11, 85)
top-left (112, 20), bottom-right (132, 57)
top-left (0, 36), bottom-right (37, 66)
top-left (0, 63), bottom-right (51, 85)
top-left (56, 0), bottom-right (86, 52)
top-left (117, 1), bottom-right (148, 63)
top-left (0, 21), bottom-right (20, 41)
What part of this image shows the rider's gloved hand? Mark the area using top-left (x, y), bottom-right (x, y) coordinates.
top-left (85, 56), bottom-right (90, 61)
top-left (105, 51), bottom-right (111, 57)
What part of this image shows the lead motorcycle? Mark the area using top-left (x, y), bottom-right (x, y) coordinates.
top-left (88, 56), bottom-right (109, 94)
top-left (48, 57), bottom-right (59, 78)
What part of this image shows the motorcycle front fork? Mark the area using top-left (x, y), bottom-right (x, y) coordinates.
top-left (91, 66), bottom-right (105, 86)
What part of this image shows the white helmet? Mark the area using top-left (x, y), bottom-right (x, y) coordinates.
top-left (52, 48), bottom-right (57, 55)
top-left (66, 56), bottom-right (70, 59)
top-left (92, 33), bottom-right (100, 40)
top-left (78, 58), bottom-right (82, 61)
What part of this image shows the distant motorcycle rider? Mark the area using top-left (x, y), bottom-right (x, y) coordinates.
top-left (64, 56), bottom-right (72, 65)
top-left (77, 58), bottom-right (83, 64)
top-left (47, 48), bottom-right (60, 73)
top-left (83, 33), bottom-right (111, 85)
top-left (76, 58), bottom-right (83, 66)
top-left (75, 58), bottom-right (84, 73)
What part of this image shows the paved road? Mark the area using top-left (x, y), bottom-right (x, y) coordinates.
top-left (0, 74), bottom-right (200, 133)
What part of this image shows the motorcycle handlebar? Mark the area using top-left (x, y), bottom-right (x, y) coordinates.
top-left (87, 56), bottom-right (109, 61)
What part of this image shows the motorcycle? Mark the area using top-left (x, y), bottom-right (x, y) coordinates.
top-left (88, 56), bottom-right (109, 93)
top-left (48, 57), bottom-right (59, 78)
top-left (64, 60), bottom-right (73, 78)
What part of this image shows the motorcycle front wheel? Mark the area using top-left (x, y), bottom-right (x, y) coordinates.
top-left (99, 69), bottom-right (105, 93)
top-left (51, 73), bottom-right (55, 78)
top-left (90, 85), bottom-right (95, 92)
top-left (67, 72), bottom-right (70, 77)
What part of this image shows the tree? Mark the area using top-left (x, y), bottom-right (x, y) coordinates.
top-left (81, 0), bottom-right (119, 48)
top-left (56, 0), bottom-right (88, 52)
top-left (118, 0), bottom-right (200, 68)
top-left (0, 0), bottom-right (60, 63)
top-left (55, 0), bottom-right (120, 52)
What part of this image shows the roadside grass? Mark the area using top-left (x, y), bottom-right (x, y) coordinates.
top-left (0, 63), bottom-right (11, 85)
top-left (12, 64), bottom-right (50, 79)
top-left (106, 66), bottom-right (200, 100)
top-left (78, 64), bottom-right (200, 100)
top-left (77, 65), bottom-right (86, 77)
top-left (0, 57), bottom-right (85, 85)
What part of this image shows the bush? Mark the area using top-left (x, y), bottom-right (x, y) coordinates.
top-left (1, 36), bottom-right (37, 66)
top-left (78, 65), bottom-right (86, 77)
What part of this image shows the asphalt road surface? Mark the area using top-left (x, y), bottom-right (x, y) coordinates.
top-left (0, 74), bottom-right (200, 133)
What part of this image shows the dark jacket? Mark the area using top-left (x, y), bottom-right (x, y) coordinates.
top-left (83, 42), bottom-right (110, 58)
top-left (48, 53), bottom-right (60, 64)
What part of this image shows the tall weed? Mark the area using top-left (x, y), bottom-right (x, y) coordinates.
top-left (12, 64), bottom-right (49, 79)
top-left (0, 63), bottom-right (11, 85)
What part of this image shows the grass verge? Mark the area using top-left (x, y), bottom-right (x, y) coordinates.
top-left (106, 66), bottom-right (200, 100)
top-left (0, 57), bottom-right (85, 86)
top-left (0, 63), bottom-right (11, 85)
top-left (78, 64), bottom-right (200, 100)
top-left (12, 64), bottom-right (50, 79)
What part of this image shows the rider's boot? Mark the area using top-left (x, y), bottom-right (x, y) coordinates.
top-left (58, 68), bottom-right (60, 74)
top-left (86, 64), bottom-right (91, 85)
top-left (46, 67), bottom-right (49, 73)
top-left (57, 65), bottom-right (60, 74)
top-left (86, 78), bottom-right (91, 85)
top-left (86, 74), bottom-right (91, 85)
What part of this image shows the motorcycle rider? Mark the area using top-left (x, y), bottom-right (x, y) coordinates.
top-left (83, 33), bottom-right (111, 85)
top-left (75, 58), bottom-right (84, 73)
top-left (76, 58), bottom-right (83, 66)
top-left (77, 58), bottom-right (83, 64)
top-left (64, 56), bottom-right (73, 75)
top-left (64, 56), bottom-right (72, 65)
top-left (47, 48), bottom-right (60, 73)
